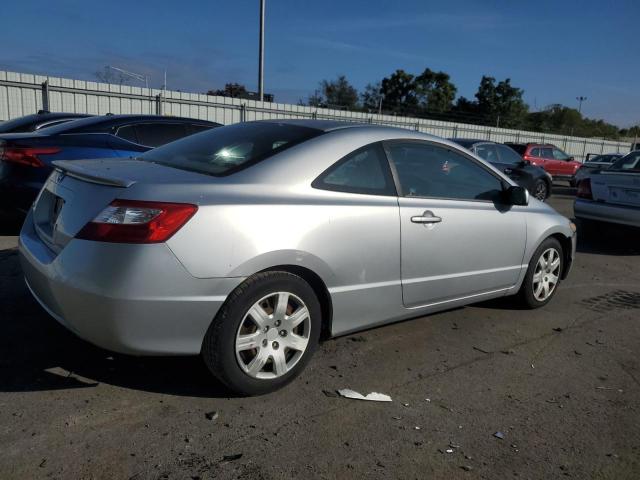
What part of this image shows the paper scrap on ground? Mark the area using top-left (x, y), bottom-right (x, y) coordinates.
top-left (337, 389), bottom-right (392, 402)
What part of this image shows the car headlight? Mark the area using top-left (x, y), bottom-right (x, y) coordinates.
top-left (570, 221), bottom-right (577, 233)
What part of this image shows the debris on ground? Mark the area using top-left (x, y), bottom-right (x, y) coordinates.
top-left (500, 349), bottom-right (515, 355)
top-left (473, 346), bottom-right (491, 354)
top-left (221, 453), bottom-right (243, 462)
top-left (553, 327), bottom-right (564, 332)
top-left (461, 465), bottom-right (473, 471)
top-left (205, 411), bottom-right (219, 421)
top-left (493, 431), bottom-right (505, 439)
top-left (425, 398), bottom-right (431, 403)
top-left (322, 390), bottom-right (339, 398)
top-left (349, 336), bottom-right (367, 342)
top-left (337, 389), bottom-right (392, 402)
top-left (392, 416), bottom-right (402, 420)
top-left (445, 448), bottom-right (454, 454)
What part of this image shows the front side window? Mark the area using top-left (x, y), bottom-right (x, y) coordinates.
top-left (386, 142), bottom-right (504, 202)
top-left (474, 144), bottom-right (499, 163)
top-left (541, 147), bottom-right (555, 159)
top-left (139, 122), bottom-right (323, 176)
top-left (313, 143), bottom-right (395, 196)
top-left (496, 145), bottom-right (524, 165)
top-left (552, 148), bottom-right (570, 160)
top-left (529, 147), bottom-right (541, 157)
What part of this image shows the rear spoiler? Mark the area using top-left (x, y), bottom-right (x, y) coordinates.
top-left (52, 160), bottom-right (135, 188)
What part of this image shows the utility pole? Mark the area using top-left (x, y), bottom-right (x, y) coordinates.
top-left (576, 96), bottom-right (587, 114)
top-left (258, 0), bottom-right (265, 101)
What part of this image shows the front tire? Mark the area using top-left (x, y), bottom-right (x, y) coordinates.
top-left (202, 271), bottom-right (321, 396)
top-left (517, 237), bottom-right (563, 309)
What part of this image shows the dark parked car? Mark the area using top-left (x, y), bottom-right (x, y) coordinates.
top-left (505, 143), bottom-right (582, 186)
top-left (0, 111), bottom-right (92, 133)
top-left (0, 114), bottom-right (221, 211)
top-left (574, 153), bottom-right (623, 186)
top-left (450, 139), bottom-right (552, 201)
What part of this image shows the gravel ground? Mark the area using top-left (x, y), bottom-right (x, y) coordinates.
top-left (1, 191), bottom-right (639, 479)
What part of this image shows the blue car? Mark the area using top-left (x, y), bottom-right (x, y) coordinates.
top-left (0, 114), bottom-right (220, 212)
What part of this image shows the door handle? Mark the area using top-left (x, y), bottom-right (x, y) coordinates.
top-left (411, 210), bottom-right (442, 224)
top-left (504, 168), bottom-right (513, 174)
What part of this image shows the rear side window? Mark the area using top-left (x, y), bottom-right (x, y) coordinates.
top-left (116, 125), bottom-right (139, 143)
top-left (312, 143), bottom-right (396, 196)
top-left (529, 148), bottom-right (541, 157)
top-left (474, 144), bottom-right (499, 163)
top-left (611, 152), bottom-right (640, 171)
top-left (552, 148), bottom-right (570, 160)
top-left (139, 122), bottom-right (323, 176)
top-left (136, 123), bottom-right (187, 147)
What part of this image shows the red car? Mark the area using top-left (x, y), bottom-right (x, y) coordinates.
top-left (505, 143), bottom-right (582, 186)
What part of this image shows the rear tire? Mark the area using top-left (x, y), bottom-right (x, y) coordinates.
top-left (533, 179), bottom-right (548, 201)
top-left (517, 237), bottom-right (563, 309)
top-left (201, 271), bottom-right (321, 396)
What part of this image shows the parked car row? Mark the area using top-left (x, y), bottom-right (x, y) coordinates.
top-left (0, 114), bottom-right (220, 212)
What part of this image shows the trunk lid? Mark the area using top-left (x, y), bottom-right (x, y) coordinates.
top-left (32, 158), bottom-right (212, 254)
top-left (591, 171), bottom-right (640, 207)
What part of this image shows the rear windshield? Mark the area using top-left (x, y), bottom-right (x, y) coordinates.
top-left (0, 115), bottom-right (41, 133)
top-left (610, 151), bottom-right (640, 171)
top-left (138, 122), bottom-right (323, 176)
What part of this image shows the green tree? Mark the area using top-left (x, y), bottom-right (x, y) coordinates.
top-left (207, 83), bottom-right (248, 98)
top-left (361, 82), bottom-right (383, 112)
top-left (317, 75), bottom-right (359, 109)
top-left (475, 76), bottom-right (529, 128)
top-left (380, 69), bottom-right (418, 114)
top-left (414, 68), bottom-right (457, 113)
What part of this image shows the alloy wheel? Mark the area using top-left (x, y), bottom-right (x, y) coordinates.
top-left (235, 292), bottom-right (311, 379)
top-left (532, 248), bottom-right (561, 301)
top-left (534, 181), bottom-right (547, 201)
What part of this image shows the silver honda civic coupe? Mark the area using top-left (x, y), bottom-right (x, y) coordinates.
top-left (19, 120), bottom-right (576, 395)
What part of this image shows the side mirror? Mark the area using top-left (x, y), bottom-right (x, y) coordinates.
top-left (505, 185), bottom-right (529, 206)
top-left (567, 156), bottom-right (575, 162)
top-left (519, 159), bottom-right (530, 167)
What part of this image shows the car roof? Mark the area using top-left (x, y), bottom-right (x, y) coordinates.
top-left (39, 114), bottom-right (220, 135)
top-left (258, 119), bottom-right (372, 132)
top-left (449, 138), bottom-right (498, 147)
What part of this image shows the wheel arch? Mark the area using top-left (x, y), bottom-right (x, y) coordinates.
top-left (257, 264), bottom-right (333, 340)
top-left (549, 232), bottom-right (573, 280)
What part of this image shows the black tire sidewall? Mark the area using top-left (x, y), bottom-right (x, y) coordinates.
top-left (202, 272), bottom-right (322, 396)
top-left (520, 237), bottom-right (563, 308)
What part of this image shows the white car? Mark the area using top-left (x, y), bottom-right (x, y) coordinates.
top-left (575, 150), bottom-right (640, 228)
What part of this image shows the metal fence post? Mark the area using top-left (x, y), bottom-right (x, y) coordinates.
top-left (582, 139), bottom-right (587, 159)
top-left (414, 123), bottom-right (420, 132)
top-left (453, 125), bottom-right (458, 138)
top-left (240, 104), bottom-right (247, 122)
top-left (487, 128), bottom-right (492, 141)
top-left (312, 110), bottom-right (318, 120)
top-left (155, 94), bottom-right (163, 115)
top-left (41, 80), bottom-right (50, 113)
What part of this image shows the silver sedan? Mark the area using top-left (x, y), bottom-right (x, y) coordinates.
top-left (19, 120), bottom-right (576, 395)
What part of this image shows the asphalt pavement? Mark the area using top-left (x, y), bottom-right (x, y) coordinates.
top-left (1, 190), bottom-right (639, 479)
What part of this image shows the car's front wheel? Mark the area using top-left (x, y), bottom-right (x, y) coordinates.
top-left (517, 237), bottom-right (563, 308)
top-left (202, 271), bottom-right (322, 395)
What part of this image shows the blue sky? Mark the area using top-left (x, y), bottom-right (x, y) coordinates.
top-left (1, 0), bottom-right (638, 126)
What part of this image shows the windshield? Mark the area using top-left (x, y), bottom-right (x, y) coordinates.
top-left (610, 151), bottom-right (640, 171)
top-left (138, 122), bottom-right (323, 176)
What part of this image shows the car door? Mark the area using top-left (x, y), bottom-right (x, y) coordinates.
top-left (541, 147), bottom-right (560, 175)
top-left (527, 147), bottom-right (545, 169)
top-left (495, 144), bottom-right (531, 186)
top-left (551, 147), bottom-right (574, 176)
top-left (385, 140), bottom-right (527, 307)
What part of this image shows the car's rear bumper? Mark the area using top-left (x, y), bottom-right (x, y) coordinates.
top-left (574, 199), bottom-right (640, 228)
top-left (19, 211), bottom-right (245, 355)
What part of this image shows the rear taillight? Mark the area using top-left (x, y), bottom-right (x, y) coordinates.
top-left (76, 199), bottom-right (198, 244)
top-left (1, 146), bottom-right (61, 167)
top-left (576, 178), bottom-right (593, 200)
